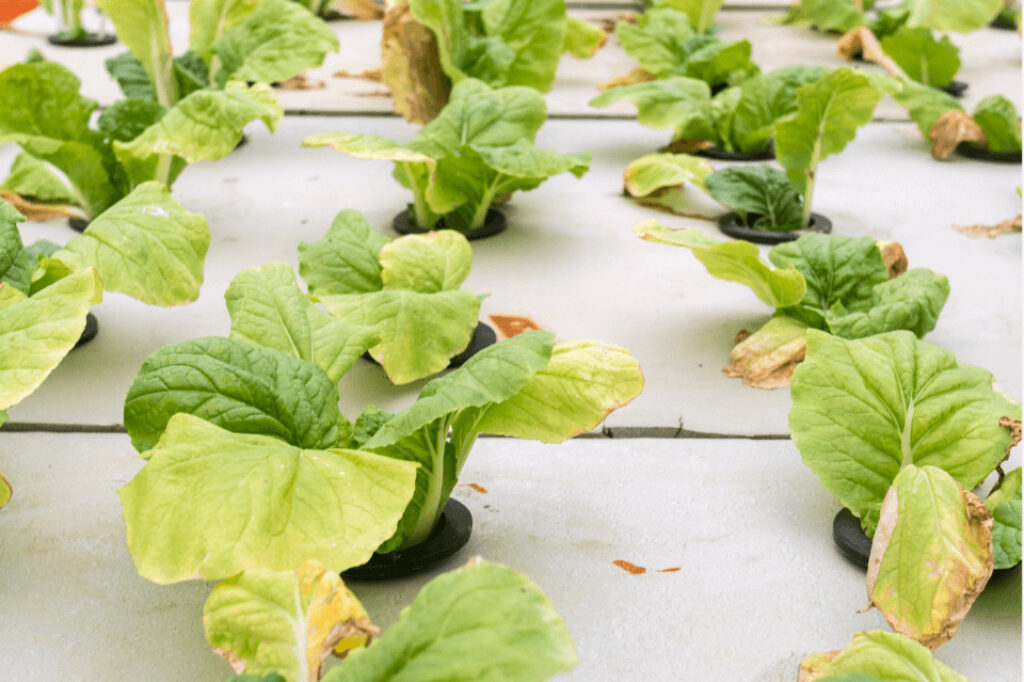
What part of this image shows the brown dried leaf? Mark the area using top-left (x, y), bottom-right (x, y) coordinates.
top-left (0, 190), bottom-right (83, 221)
top-left (354, 89), bottom-right (391, 98)
top-left (332, 0), bottom-right (383, 19)
top-left (380, 1), bottom-right (449, 124)
top-left (460, 482), bottom-right (489, 494)
top-left (722, 317), bottom-right (808, 390)
top-left (954, 214), bottom-right (1022, 238)
top-left (930, 110), bottom-right (987, 160)
top-left (877, 241), bottom-right (908, 279)
top-left (659, 138), bottom-right (713, 154)
top-left (489, 314), bottom-right (543, 339)
top-left (596, 12), bottom-right (637, 33)
top-left (333, 68), bottom-right (383, 82)
top-left (836, 27), bottom-right (899, 76)
top-left (598, 66), bottom-right (655, 92)
top-left (1001, 416), bottom-right (1022, 461)
top-left (612, 560), bottom-right (646, 575)
top-left (276, 74), bottom-right (325, 90)
top-left (656, 567), bottom-right (681, 573)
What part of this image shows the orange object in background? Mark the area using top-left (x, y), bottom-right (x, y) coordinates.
top-left (0, 0), bottom-right (39, 24)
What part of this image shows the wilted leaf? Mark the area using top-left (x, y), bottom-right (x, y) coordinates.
top-left (800, 630), bottom-right (966, 681)
top-left (0, 191), bottom-right (82, 222)
top-left (878, 241), bottom-right (908, 278)
top-left (380, 2), bottom-right (449, 124)
top-left (837, 27), bottom-right (899, 76)
top-left (722, 316), bottom-right (808, 389)
top-left (204, 560), bottom-right (377, 682)
top-left (866, 465), bottom-right (993, 651)
top-left (597, 66), bottom-right (655, 92)
top-left (623, 153), bottom-right (716, 217)
top-left (954, 214), bottom-right (1022, 238)
top-left (929, 110), bottom-right (986, 160)
top-left (489, 314), bottom-right (542, 339)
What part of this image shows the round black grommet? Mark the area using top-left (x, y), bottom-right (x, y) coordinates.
top-left (717, 211), bottom-right (832, 244)
top-left (46, 32), bottom-right (116, 47)
top-left (956, 142), bottom-right (1021, 164)
top-left (68, 216), bottom-right (89, 233)
top-left (941, 79), bottom-right (969, 98)
top-left (695, 140), bottom-right (775, 161)
top-left (362, 321), bottom-right (496, 369)
top-left (343, 498), bottom-right (472, 580)
top-left (392, 207), bottom-right (508, 241)
top-left (833, 507), bottom-right (872, 569)
top-left (74, 313), bottom-right (98, 350)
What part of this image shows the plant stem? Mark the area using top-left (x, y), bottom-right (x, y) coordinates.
top-left (470, 181), bottom-right (499, 231)
top-left (155, 154), bottom-right (172, 186)
top-left (403, 418), bottom-right (451, 548)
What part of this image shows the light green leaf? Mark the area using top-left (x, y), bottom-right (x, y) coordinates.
top-left (477, 339), bottom-right (644, 442)
top-left (905, 0), bottom-right (1002, 33)
top-left (0, 62), bottom-right (118, 216)
top-left (775, 67), bottom-right (882, 199)
top-left (320, 289), bottom-right (481, 385)
top-left (302, 132), bottom-right (434, 164)
top-left (726, 65), bottom-right (829, 153)
top-left (123, 336), bottom-right (347, 453)
top-left (479, 0), bottom-right (566, 91)
top-left (325, 558), bottom-right (576, 682)
top-left (824, 269), bottom-right (950, 339)
top-left (987, 467), bottom-right (1022, 569)
top-left (226, 263), bottom-right (379, 382)
top-left (213, 0), bottom-right (339, 84)
top-left (563, 15), bottom-right (605, 58)
top-left (118, 414), bottom-right (418, 583)
top-left (705, 166), bottom-right (804, 231)
top-left (115, 82), bottom-right (282, 165)
top-left (972, 95), bottom-right (1022, 153)
top-left (204, 560), bottom-right (376, 682)
top-left (780, 0), bottom-right (866, 33)
top-left (189, 0), bottom-right (259, 62)
top-left (590, 77), bottom-right (716, 141)
top-left (802, 631), bottom-right (966, 682)
top-left (0, 153), bottom-right (77, 205)
top-left (880, 27), bottom-right (960, 88)
top-left (59, 182), bottom-right (209, 306)
top-left (867, 465), bottom-right (993, 650)
top-left (790, 330), bottom-right (1022, 534)
top-left (0, 267), bottom-right (102, 413)
top-left (891, 78), bottom-right (962, 138)
top-left (616, 7), bottom-right (696, 78)
top-left (380, 230), bottom-right (472, 293)
top-left (635, 221), bottom-right (807, 308)
top-left (298, 209), bottom-right (390, 296)
top-left (96, 0), bottom-right (178, 106)
top-left (659, 0), bottom-right (724, 34)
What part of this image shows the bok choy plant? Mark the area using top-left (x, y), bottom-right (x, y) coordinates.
top-left (304, 79), bottom-right (591, 235)
top-left (634, 225), bottom-right (949, 388)
top-left (779, 0), bottom-right (1001, 34)
top-left (799, 630), bottom-right (970, 680)
top-left (207, 558), bottom-right (577, 682)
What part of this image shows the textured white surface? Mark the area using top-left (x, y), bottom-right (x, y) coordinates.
top-left (2, 116), bottom-right (1019, 435)
top-left (0, 434), bottom-right (1018, 681)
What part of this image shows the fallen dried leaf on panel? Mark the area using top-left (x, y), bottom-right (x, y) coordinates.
top-left (954, 214), bottom-right (1022, 238)
top-left (276, 74), bottom-right (325, 90)
top-left (656, 567), bottom-right (681, 573)
top-left (613, 560), bottom-right (646, 575)
top-left (460, 483), bottom-right (489, 494)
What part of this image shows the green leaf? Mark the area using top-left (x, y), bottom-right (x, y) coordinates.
top-left (298, 209), bottom-right (390, 296)
top-left (972, 95), bottom-right (1022, 153)
top-left (0, 201), bottom-right (23, 277)
top-left (803, 631), bottom-right (966, 681)
top-left (0, 153), bottom-right (78, 206)
top-left (478, 0), bottom-right (566, 91)
top-left (58, 182), bottom-right (209, 306)
top-left (824, 269), bottom-right (951, 339)
top-left (775, 67), bottom-right (882, 199)
top-left (891, 78), bottom-right (962, 138)
top-left (0, 268), bottom-right (102, 413)
top-left (115, 82), bottom-right (282, 165)
top-left (325, 559), bottom-right (576, 682)
top-left (96, 98), bottom-right (167, 144)
top-left (987, 467), bottom-right (1022, 569)
top-left (781, 0), bottom-right (866, 33)
top-left (790, 330), bottom-right (1022, 534)
top-left (189, 0), bottom-right (259, 62)
top-left (0, 61), bottom-right (118, 216)
top-left (124, 336), bottom-right (346, 453)
top-left (563, 15), bottom-right (605, 58)
top-left (204, 560), bottom-right (376, 682)
top-left (622, 152), bottom-right (714, 215)
top-left (380, 230), bottom-right (472, 293)
top-left (616, 7), bottom-right (696, 78)
top-left (407, 0), bottom-right (472, 84)
top-left (590, 77), bottom-right (716, 141)
top-left (905, 0), bottom-right (1002, 33)
top-left (681, 36), bottom-right (756, 87)
top-left (867, 466), bottom-right (993, 650)
top-left (726, 65), bottom-right (829, 153)
top-left (320, 289), bottom-right (481, 385)
top-left (659, 0), bottom-right (724, 34)
top-left (226, 263), bottom-right (379, 383)
top-left (769, 234), bottom-right (889, 328)
top-left (96, 0), bottom-right (178, 106)
top-left (212, 0), bottom-right (339, 84)
top-left (880, 27), bottom-right (960, 88)
top-left (635, 221), bottom-right (806, 307)
top-left (705, 166), bottom-right (804, 231)
top-left (476, 339), bottom-right (644, 442)
top-left (105, 52), bottom-right (157, 100)
top-left (118, 414), bottom-right (418, 583)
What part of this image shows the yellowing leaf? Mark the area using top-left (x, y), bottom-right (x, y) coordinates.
top-left (380, 2), bottom-right (449, 124)
top-left (801, 630), bottom-right (967, 681)
top-left (866, 465), bottom-right (993, 651)
top-left (0, 468), bottom-right (11, 509)
top-left (722, 316), bottom-right (808, 390)
top-left (204, 560), bottom-right (377, 682)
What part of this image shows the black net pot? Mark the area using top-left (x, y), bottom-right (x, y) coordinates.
top-left (74, 313), bottom-right (99, 349)
top-left (343, 499), bottom-right (472, 580)
top-left (956, 142), bottom-right (1022, 164)
top-left (47, 32), bottom-right (116, 47)
top-left (392, 207), bottom-right (507, 241)
top-left (68, 216), bottom-right (89, 233)
top-left (941, 79), bottom-right (969, 98)
top-left (362, 321), bottom-right (496, 369)
top-left (717, 212), bottom-right (832, 245)
top-left (696, 141), bottom-right (775, 162)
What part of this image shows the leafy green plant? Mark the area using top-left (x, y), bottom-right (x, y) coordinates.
top-left (777, 0), bottom-right (872, 34)
top-left (304, 79), bottom-right (590, 233)
top-left (40, 0), bottom-right (94, 41)
top-left (590, 66), bottom-right (827, 155)
top-left (879, 27), bottom-right (960, 89)
top-left (800, 630), bottom-right (967, 681)
top-left (212, 558), bottom-right (577, 682)
top-left (635, 224), bottom-right (949, 388)
top-left (381, 0), bottom-right (602, 123)
top-left (615, 6), bottom-right (758, 89)
top-left (297, 212), bottom-right (481, 385)
top-left (779, 0), bottom-right (1000, 34)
